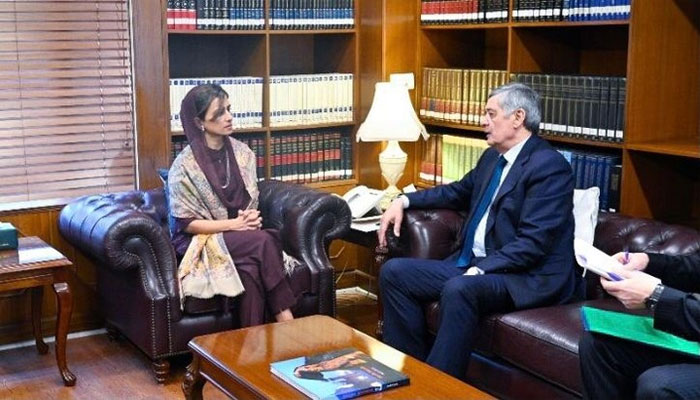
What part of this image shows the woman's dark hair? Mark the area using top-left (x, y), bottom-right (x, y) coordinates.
top-left (192, 83), bottom-right (229, 121)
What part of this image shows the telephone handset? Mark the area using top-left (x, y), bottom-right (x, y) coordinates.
top-left (342, 186), bottom-right (384, 219)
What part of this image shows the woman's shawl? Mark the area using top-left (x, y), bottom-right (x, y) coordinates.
top-left (168, 137), bottom-right (259, 307)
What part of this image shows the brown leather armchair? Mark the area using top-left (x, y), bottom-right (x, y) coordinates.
top-left (59, 180), bottom-right (351, 382)
top-left (385, 210), bottom-right (700, 399)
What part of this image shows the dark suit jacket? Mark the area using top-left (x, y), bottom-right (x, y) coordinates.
top-left (406, 135), bottom-right (581, 309)
top-left (646, 251), bottom-right (700, 341)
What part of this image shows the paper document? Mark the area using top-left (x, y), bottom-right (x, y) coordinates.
top-left (574, 238), bottom-right (624, 281)
top-left (351, 215), bottom-right (381, 232)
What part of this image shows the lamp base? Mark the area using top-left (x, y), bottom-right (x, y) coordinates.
top-left (378, 140), bottom-right (407, 210)
top-left (379, 185), bottom-right (401, 210)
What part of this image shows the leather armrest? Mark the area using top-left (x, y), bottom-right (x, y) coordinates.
top-left (258, 180), bottom-right (351, 274)
top-left (388, 208), bottom-right (466, 260)
top-left (59, 192), bottom-right (179, 305)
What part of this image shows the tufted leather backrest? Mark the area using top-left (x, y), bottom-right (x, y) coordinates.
top-left (586, 212), bottom-right (700, 299)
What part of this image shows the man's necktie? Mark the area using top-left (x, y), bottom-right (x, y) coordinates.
top-left (456, 156), bottom-right (507, 267)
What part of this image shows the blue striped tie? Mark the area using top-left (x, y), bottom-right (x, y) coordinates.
top-left (456, 156), bottom-right (507, 267)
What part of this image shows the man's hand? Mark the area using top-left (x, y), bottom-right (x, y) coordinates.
top-left (612, 251), bottom-right (649, 271)
top-left (377, 198), bottom-right (404, 248)
top-left (600, 269), bottom-right (660, 309)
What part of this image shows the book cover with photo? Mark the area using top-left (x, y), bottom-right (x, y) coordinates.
top-left (270, 347), bottom-right (409, 400)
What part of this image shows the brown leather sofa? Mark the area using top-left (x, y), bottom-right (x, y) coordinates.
top-left (386, 210), bottom-right (700, 399)
top-left (58, 180), bottom-right (351, 382)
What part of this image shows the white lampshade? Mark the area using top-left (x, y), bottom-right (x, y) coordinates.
top-left (356, 82), bottom-right (428, 142)
top-left (356, 82), bottom-right (428, 210)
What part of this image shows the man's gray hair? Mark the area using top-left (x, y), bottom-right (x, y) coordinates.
top-left (489, 82), bottom-right (541, 135)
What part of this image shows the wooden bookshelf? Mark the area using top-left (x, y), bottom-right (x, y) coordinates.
top-left (408, 0), bottom-right (700, 229)
top-left (163, 0), bottom-right (361, 190)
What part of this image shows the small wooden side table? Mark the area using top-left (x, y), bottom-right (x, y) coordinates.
top-left (342, 227), bottom-right (389, 338)
top-left (0, 236), bottom-right (76, 386)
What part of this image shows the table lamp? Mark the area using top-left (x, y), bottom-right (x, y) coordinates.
top-left (357, 82), bottom-right (428, 209)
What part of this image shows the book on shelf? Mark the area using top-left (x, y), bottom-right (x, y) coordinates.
top-left (581, 306), bottom-right (700, 357)
top-left (512, 73), bottom-right (626, 142)
top-left (270, 347), bottom-right (409, 400)
top-left (513, 0), bottom-right (630, 22)
top-left (420, 68), bottom-right (508, 127)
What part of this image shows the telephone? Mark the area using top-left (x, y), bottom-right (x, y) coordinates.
top-left (342, 186), bottom-right (384, 219)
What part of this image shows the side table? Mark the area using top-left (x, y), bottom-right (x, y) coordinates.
top-left (0, 236), bottom-right (76, 386)
top-left (341, 227), bottom-right (389, 338)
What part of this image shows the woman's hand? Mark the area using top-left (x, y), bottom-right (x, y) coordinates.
top-left (228, 209), bottom-right (262, 231)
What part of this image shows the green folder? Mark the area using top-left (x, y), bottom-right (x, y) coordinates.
top-left (581, 306), bottom-right (700, 357)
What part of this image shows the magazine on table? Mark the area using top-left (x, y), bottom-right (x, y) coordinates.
top-left (270, 347), bottom-right (409, 400)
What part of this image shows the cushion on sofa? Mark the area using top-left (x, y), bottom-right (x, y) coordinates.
top-left (490, 298), bottom-right (625, 395)
top-left (573, 187), bottom-right (600, 245)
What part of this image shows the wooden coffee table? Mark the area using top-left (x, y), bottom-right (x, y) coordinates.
top-left (183, 315), bottom-right (492, 399)
top-left (0, 236), bottom-right (76, 386)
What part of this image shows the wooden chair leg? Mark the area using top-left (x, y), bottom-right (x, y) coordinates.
top-left (152, 358), bottom-right (170, 384)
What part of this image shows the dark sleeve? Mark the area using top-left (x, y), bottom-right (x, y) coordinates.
top-left (645, 251), bottom-right (700, 293)
top-left (173, 216), bottom-right (195, 233)
top-left (653, 287), bottom-right (700, 342)
top-left (406, 169), bottom-right (476, 210)
top-left (405, 149), bottom-right (497, 210)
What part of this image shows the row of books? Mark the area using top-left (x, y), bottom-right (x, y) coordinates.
top-left (270, 131), bottom-right (353, 182)
top-left (419, 0), bottom-right (630, 25)
top-left (420, 0), bottom-right (508, 25)
top-left (270, 0), bottom-right (355, 30)
top-left (270, 73), bottom-right (354, 127)
top-left (166, 0), bottom-right (265, 30)
top-left (512, 0), bottom-right (631, 22)
top-left (557, 148), bottom-right (621, 212)
top-left (418, 134), bottom-right (621, 212)
top-left (171, 134), bottom-right (267, 179)
top-left (419, 134), bottom-right (489, 184)
top-left (420, 68), bottom-right (509, 125)
top-left (169, 77), bottom-right (263, 131)
top-left (511, 73), bottom-right (626, 142)
top-left (171, 130), bottom-right (354, 183)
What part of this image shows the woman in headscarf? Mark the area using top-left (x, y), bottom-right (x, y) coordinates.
top-left (168, 83), bottom-right (295, 326)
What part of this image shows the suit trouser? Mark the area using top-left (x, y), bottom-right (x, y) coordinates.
top-left (379, 257), bottom-right (514, 378)
top-left (579, 331), bottom-right (700, 400)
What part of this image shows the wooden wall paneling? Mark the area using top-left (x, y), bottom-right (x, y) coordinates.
top-left (483, 29), bottom-right (509, 70)
top-left (269, 35), bottom-right (315, 75)
top-left (386, 0), bottom-right (419, 190)
top-left (133, 0), bottom-right (170, 190)
top-left (509, 28), bottom-right (581, 73)
top-left (358, 0), bottom-right (383, 190)
top-left (169, 34), bottom-right (267, 78)
top-left (314, 34), bottom-right (356, 74)
top-left (625, 0), bottom-right (700, 149)
top-left (421, 30), bottom-right (487, 69)
top-left (577, 25), bottom-right (628, 76)
top-left (621, 151), bottom-right (700, 230)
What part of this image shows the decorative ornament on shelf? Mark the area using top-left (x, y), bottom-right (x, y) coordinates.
top-left (356, 82), bottom-right (428, 209)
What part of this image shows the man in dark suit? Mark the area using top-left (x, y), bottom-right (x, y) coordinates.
top-left (377, 82), bottom-right (581, 378)
top-left (579, 251), bottom-right (700, 399)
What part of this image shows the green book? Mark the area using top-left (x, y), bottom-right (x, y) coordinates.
top-left (581, 306), bottom-right (700, 357)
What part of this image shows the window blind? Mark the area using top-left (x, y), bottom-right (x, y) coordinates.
top-left (0, 0), bottom-right (135, 206)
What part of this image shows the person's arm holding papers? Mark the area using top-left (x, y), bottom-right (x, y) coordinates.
top-left (606, 251), bottom-right (700, 341)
